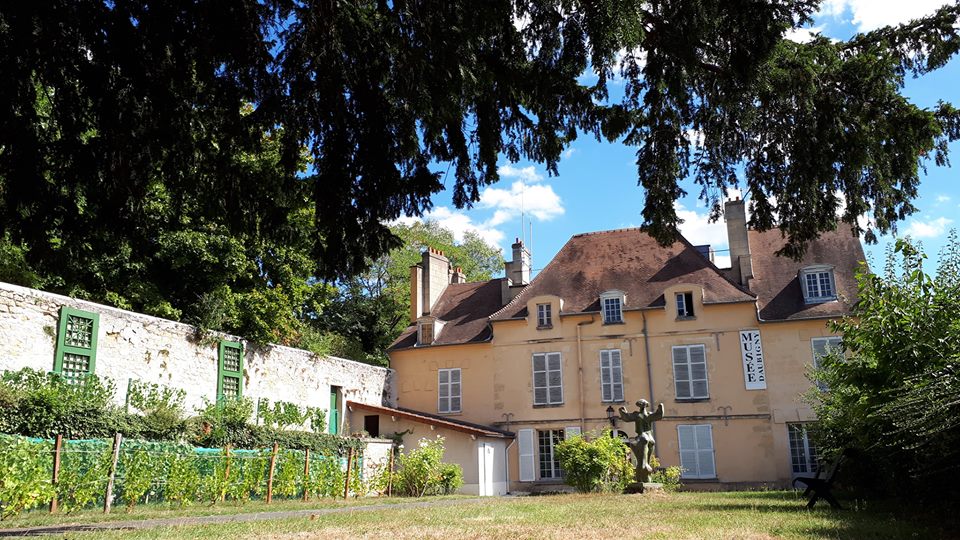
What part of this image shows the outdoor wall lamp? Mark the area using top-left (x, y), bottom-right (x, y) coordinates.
top-left (606, 405), bottom-right (617, 428)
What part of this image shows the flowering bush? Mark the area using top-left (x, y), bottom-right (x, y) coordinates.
top-left (555, 430), bottom-right (634, 493)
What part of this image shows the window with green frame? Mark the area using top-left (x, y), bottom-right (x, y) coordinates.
top-left (217, 340), bottom-right (244, 401)
top-left (53, 306), bottom-right (99, 383)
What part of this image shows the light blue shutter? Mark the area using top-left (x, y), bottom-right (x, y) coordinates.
top-left (533, 354), bottom-right (547, 405)
top-left (518, 429), bottom-right (536, 482)
top-left (673, 347), bottom-right (691, 398)
top-left (600, 351), bottom-right (612, 402)
top-left (547, 353), bottom-right (563, 404)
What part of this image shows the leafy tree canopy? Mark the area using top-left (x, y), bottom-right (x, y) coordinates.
top-left (316, 221), bottom-right (503, 366)
top-left (811, 231), bottom-right (960, 501)
top-left (2, 0), bottom-right (960, 329)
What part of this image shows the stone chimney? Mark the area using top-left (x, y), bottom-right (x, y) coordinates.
top-left (409, 264), bottom-right (423, 323)
top-left (421, 247), bottom-right (450, 316)
top-left (724, 199), bottom-right (753, 286)
top-left (504, 239), bottom-right (531, 286)
top-left (450, 266), bottom-right (466, 284)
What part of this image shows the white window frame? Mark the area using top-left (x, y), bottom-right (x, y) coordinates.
top-left (811, 337), bottom-right (842, 390)
top-left (536, 303), bottom-right (552, 328)
top-left (600, 290), bottom-right (625, 324)
top-left (677, 424), bottom-right (716, 479)
top-left (800, 265), bottom-right (836, 303)
top-left (532, 352), bottom-right (564, 405)
top-left (787, 423), bottom-right (819, 475)
top-left (438, 368), bottom-right (461, 414)
top-left (599, 349), bottom-right (624, 402)
top-left (676, 292), bottom-right (695, 318)
top-left (537, 429), bottom-right (565, 479)
top-left (672, 344), bottom-right (709, 400)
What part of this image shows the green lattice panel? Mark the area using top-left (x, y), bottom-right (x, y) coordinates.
top-left (62, 353), bottom-right (91, 381)
top-left (222, 346), bottom-right (242, 372)
top-left (221, 376), bottom-right (240, 398)
top-left (65, 315), bottom-right (94, 349)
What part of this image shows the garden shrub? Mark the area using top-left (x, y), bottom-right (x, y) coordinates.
top-left (648, 455), bottom-right (682, 491)
top-left (393, 437), bottom-right (462, 497)
top-left (555, 430), bottom-right (634, 493)
top-left (0, 435), bottom-right (54, 520)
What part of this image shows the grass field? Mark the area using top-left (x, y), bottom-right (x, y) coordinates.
top-left (9, 490), bottom-right (953, 539)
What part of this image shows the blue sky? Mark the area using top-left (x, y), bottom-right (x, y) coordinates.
top-left (399, 1), bottom-right (960, 276)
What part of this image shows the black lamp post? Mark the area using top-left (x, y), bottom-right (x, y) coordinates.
top-left (606, 405), bottom-right (617, 430)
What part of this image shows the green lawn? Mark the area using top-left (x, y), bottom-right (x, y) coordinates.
top-left (3, 495), bottom-right (467, 528)
top-left (18, 490), bottom-right (953, 539)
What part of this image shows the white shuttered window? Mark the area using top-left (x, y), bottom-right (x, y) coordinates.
top-left (518, 429), bottom-right (536, 481)
top-left (532, 352), bottom-right (563, 405)
top-left (438, 368), bottom-right (461, 413)
top-left (673, 345), bottom-right (709, 399)
top-left (677, 424), bottom-right (716, 479)
top-left (600, 349), bottom-right (624, 402)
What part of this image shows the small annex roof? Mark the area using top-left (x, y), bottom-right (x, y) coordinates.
top-left (491, 228), bottom-right (755, 320)
top-left (346, 401), bottom-right (514, 439)
top-left (748, 227), bottom-right (865, 322)
top-left (389, 278), bottom-right (503, 351)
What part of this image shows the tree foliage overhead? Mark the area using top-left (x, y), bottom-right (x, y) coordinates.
top-left (317, 221), bottom-right (503, 366)
top-left (811, 232), bottom-right (960, 501)
top-left (2, 1), bottom-right (960, 322)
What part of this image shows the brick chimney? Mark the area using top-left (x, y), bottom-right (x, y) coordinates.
top-left (450, 266), bottom-right (466, 284)
top-left (504, 239), bottom-right (531, 286)
top-left (724, 199), bottom-right (753, 286)
top-left (421, 247), bottom-right (450, 316)
top-left (409, 264), bottom-right (423, 322)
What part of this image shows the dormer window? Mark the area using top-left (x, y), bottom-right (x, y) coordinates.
top-left (676, 292), bottom-right (695, 319)
top-left (537, 303), bottom-right (553, 328)
top-left (600, 291), bottom-right (625, 324)
top-left (800, 265), bottom-right (836, 304)
top-left (418, 321), bottom-right (435, 345)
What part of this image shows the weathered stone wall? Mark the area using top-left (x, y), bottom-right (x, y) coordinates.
top-left (0, 281), bottom-right (395, 420)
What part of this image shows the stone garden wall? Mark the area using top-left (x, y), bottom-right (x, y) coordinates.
top-left (0, 281), bottom-right (394, 420)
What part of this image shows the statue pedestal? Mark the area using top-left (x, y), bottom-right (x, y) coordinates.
top-left (624, 482), bottom-right (664, 494)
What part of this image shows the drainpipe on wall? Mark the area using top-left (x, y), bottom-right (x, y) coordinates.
top-left (576, 316), bottom-right (594, 431)
top-left (642, 312), bottom-right (657, 443)
top-left (504, 437), bottom-right (516, 494)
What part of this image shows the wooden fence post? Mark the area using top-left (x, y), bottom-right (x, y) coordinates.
top-left (221, 444), bottom-right (232, 502)
top-left (343, 447), bottom-right (354, 499)
top-left (103, 433), bottom-right (122, 514)
top-left (386, 449), bottom-right (394, 497)
top-left (266, 442), bottom-right (279, 504)
top-left (49, 434), bottom-right (63, 513)
top-left (302, 448), bottom-right (311, 502)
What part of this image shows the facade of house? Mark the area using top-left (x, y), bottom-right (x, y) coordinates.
top-left (388, 200), bottom-right (863, 490)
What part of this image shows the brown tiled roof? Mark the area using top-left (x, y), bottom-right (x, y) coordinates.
top-left (491, 228), bottom-right (755, 320)
top-left (389, 278), bottom-right (503, 351)
top-left (748, 228), bottom-right (865, 321)
top-left (347, 401), bottom-right (514, 438)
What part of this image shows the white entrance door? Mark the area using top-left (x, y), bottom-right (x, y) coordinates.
top-left (477, 442), bottom-right (495, 496)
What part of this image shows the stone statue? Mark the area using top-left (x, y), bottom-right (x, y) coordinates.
top-left (619, 399), bottom-right (664, 484)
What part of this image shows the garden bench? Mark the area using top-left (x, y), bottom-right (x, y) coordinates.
top-left (792, 449), bottom-right (852, 509)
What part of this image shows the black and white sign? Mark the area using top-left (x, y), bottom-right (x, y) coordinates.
top-left (739, 330), bottom-right (767, 390)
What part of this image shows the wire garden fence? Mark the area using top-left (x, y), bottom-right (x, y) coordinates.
top-left (0, 433), bottom-right (393, 520)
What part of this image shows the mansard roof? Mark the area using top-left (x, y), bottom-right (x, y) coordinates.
top-left (748, 227), bottom-right (864, 322)
top-left (491, 228), bottom-right (755, 320)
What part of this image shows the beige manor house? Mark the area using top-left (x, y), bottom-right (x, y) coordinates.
top-left (371, 199), bottom-right (862, 494)
top-left (0, 199), bottom-right (862, 497)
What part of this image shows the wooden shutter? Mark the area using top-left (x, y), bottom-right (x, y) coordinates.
top-left (438, 369), bottom-right (450, 413)
top-left (695, 425), bottom-right (716, 478)
top-left (450, 368), bottom-right (461, 412)
top-left (532, 354), bottom-right (547, 405)
top-left (610, 349), bottom-right (623, 402)
top-left (689, 345), bottom-right (709, 398)
top-left (600, 351), bottom-right (612, 402)
top-left (678, 424), bottom-right (716, 479)
top-left (673, 347), bottom-right (691, 398)
top-left (518, 429), bottom-right (536, 482)
top-left (54, 306), bottom-right (100, 383)
top-left (217, 340), bottom-right (244, 401)
top-left (547, 353), bottom-right (563, 404)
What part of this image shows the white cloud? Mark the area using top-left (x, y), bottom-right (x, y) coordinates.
top-left (903, 216), bottom-right (954, 239)
top-left (936, 195), bottom-right (951, 203)
top-left (498, 164), bottom-right (543, 184)
top-left (784, 25), bottom-right (824, 43)
top-left (395, 206), bottom-right (505, 248)
top-left (675, 202), bottom-right (731, 267)
top-left (820, 0), bottom-right (952, 31)
top-left (480, 180), bottom-right (565, 225)
top-left (562, 147), bottom-right (577, 160)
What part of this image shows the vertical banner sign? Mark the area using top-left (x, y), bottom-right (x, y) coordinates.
top-left (739, 330), bottom-right (767, 390)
